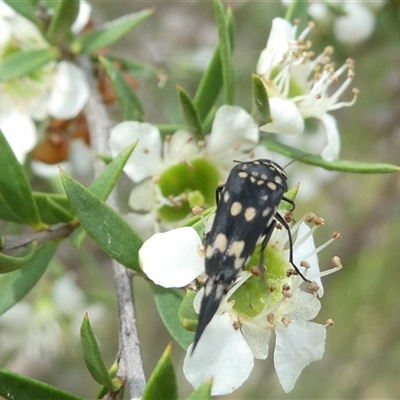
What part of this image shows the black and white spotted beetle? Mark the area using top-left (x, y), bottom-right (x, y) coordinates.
top-left (192, 159), bottom-right (311, 352)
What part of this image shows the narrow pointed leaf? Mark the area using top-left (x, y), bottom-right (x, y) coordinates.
top-left (61, 172), bottom-right (142, 271)
top-left (100, 57), bottom-right (144, 122)
top-left (0, 369), bottom-right (83, 400)
top-left (2, 0), bottom-right (38, 24)
top-left (263, 140), bottom-right (400, 173)
top-left (193, 7), bottom-right (234, 121)
top-left (0, 192), bottom-right (22, 223)
top-left (178, 290), bottom-right (198, 333)
top-left (152, 285), bottom-right (195, 350)
top-left (45, 0), bottom-right (79, 45)
top-left (34, 193), bottom-right (74, 224)
top-left (70, 142), bottom-right (137, 248)
top-left (142, 343), bottom-right (178, 400)
top-left (187, 380), bottom-right (213, 400)
top-left (75, 9), bottom-right (153, 54)
top-left (0, 241), bottom-right (58, 315)
top-left (0, 242), bottom-right (37, 273)
top-left (0, 48), bottom-right (59, 82)
top-left (80, 314), bottom-right (116, 390)
top-left (0, 130), bottom-right (45, 229)
top-left (213, 0), bottom-right (234, 105)
top-left (251, 73), bottom-right (271, 126)
top-left (176, 85), bottom-right (204, 141)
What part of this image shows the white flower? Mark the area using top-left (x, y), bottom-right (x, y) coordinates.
top-left (139, 211), bottom-right (342, 394)
top-left (109, 105), bottom-right (271, 239)
top-left (0, 1), bottom-right (90, 163)
top-left (281, 1), bottom-right (386, 44)
top-left (0, 273), bottom-right (105, 372)
top-left (257, 17), bottom-right (358, 161)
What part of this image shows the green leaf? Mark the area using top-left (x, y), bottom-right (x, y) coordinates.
top-left (80, 314), bottom-right (117, 391)
top-left (0, 192), bottom-right (22, 223)
top-left (61, 171), bottom-right (143, 271)
top-left (45, 0), bottom-right (79, 45)
top-left (100, 57), bottom-right (144, 122)
top-left (142, 343), bottom-right (178, 400)
top-left (152, 285), bottom-right (195, 350)
top-left (285, 0), bottom-right (309, 29)
top-left (251, 73), bottom-right (271, 126)
top-left (176, 85), bottom-right (204, 141)
top-left (0, 368), bottom-right (83, 400)
top-left (0, 242), bottom-right (37, 274)
top-left (178, 290), bottom-right (198, 333)
top-left (213, 0), bottom-right (234, 105)
top-left (0, 241), bottom-right (58, 315)
top-left (34, 192), bottom-right (74, 224)
top-left (193, 7), bottom-right (234, 121)
top-left (75, 9), bottom-right (153, 54)
top-left (0, 48), bottom-right (59, 82)
top-left (262, 140), bottom-right (400, 173)
top-left (0, 130), bottom-right (46, 229)
top-left (187, 379), bottom-right (213, 400)
top-left (69, 142), bottom-right (137, 248)
top-left (2, 0), bottom-right (38, 24)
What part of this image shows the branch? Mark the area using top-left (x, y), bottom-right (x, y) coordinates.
top-left (78, 55), bottom-right (146, 400)
top-left (2, 223), bottom-right (75, 251)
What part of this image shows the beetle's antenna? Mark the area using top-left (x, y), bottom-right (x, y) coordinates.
top-left (283, 153), bottom-right (313, 170)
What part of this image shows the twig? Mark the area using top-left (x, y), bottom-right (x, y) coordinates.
top-left (78, 55), bottom-right (146, 400)
top-left (2, 223), bottom-right (75, 251)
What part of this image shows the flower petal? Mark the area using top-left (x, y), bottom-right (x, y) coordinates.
top-left (139, 227), bottom-right (204, 287)
top-left (260, 97), bottom-right (304, 135)
top-left (162, 129), bottom-right (200, 166)
top-left (48, 61), bottom-right (89, 119)
top-left (71, 0), bottom-right (91, 33)
top-left (184, 313), bottom-right (254, 396)
top-left (333, 3), bottom-right (375, 44)
top-left (0, 112), bottom-right (37, 163)
top-left (294, 222), bottom-right (324, 297)
top-left (241, 323), bottom-right (271, 359)
top-left (207, 105), bottom-right (259, 155)
top-left (257, 17), bottom-right (292, 77)
top-left (109, 121), bottom-right (163, 182)
top-left (320, 113), bottom-right (340, 161)
top-left (274, 320), bottom-right (326, 393)
top-left (128, 179), bottom-right (153, 212)
top-left (286, 290), bottom-right (321, 321)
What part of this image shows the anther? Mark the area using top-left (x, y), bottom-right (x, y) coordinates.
top-left (281, 316), bottom-right (291, 327)
top-left (331, 256), bottom-right (342, 268)
top-left (333, 231), bottom-right (342, 240)
top-left (197, 245), bottom-right (206, 257)
top-left (268, 284), bottom-right (276, 292)
top-left (192, 206), bottom-right (203, 216)
top-left (267, 313), bottom-right (275, 325)
top-left (142, 147), bottom-right (149, 154)
top-left (232, 321), bottom-right (240, 330)
top-left (300, 260), bottom-right (311, 269)
top-left (325, 319), bottom-right (334, 327)
top-left (284, 210), bottom-right (294, 223)
top-left (152, 175), bottom-right (160, 184)
top-left (308, 281), bottom-right (320, 293)
top-left (165, 135), bottom-right (171, 142)
top-left (197, 140), bottom-right (205, 147)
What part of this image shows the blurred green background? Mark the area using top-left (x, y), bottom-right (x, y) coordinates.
top-left (4, 1), bottom-right (400, 399)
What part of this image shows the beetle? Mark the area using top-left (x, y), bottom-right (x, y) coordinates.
top-left (192, 159), bottom-right (310, 352)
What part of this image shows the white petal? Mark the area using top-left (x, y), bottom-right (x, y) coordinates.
top-left (241, 323), bottom-right (271, 359)
top-left (0, 113), bottom-right (37, 163)
top-left (286, 290), bottom-right (321, 321)
top-left (207, 105), bottom-right (259, 155)
top-left (184, 313), bottom-right (254, 396)
top-left (139, 227), bottom-right (204, 287)
top-left (48, 61), bottom-right (89, 119)
top-left (294, 222), bottom-right (324, 296)
top-left (71, 0), bottom-right (91, 33)
top-left (260, 98), bottom-right (304, 135)
top-left (257, 18), bottom-right (292, 77)
top-left (126, 212), bottom-right (156, 241)
top-left (69, 138), bottom-right (93, 175)
top-left (334, 3), bottom-right (375, 44)
top-left (274, 320), bottom-right (326, 393)
top-left (108, 121), bottom-right (163, 182)
top-left (162, 129), bottom-right (200, 166)
top-left (319, 113), bottom-right (340, 161)
top-left (128, 179), bottom-right (153, 212)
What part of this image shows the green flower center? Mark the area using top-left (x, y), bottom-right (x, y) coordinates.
top-left (156, 158), bottom-right (221, 222)
top-left (229, 242), bottom-right (289, 318)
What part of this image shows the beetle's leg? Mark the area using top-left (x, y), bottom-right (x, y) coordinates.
top-left (275, 212), bottom-right (311, 282)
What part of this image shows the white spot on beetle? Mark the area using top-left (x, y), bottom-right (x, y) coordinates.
top-left (244, 207), bottom-right (257, 221)
top-left (230, 202), bottom-right (242, 216)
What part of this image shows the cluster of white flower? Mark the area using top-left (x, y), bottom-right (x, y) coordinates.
top-left (0, 0), bottom-right (91, 163)
top-left (140, 210), bottom-right (342, 394)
